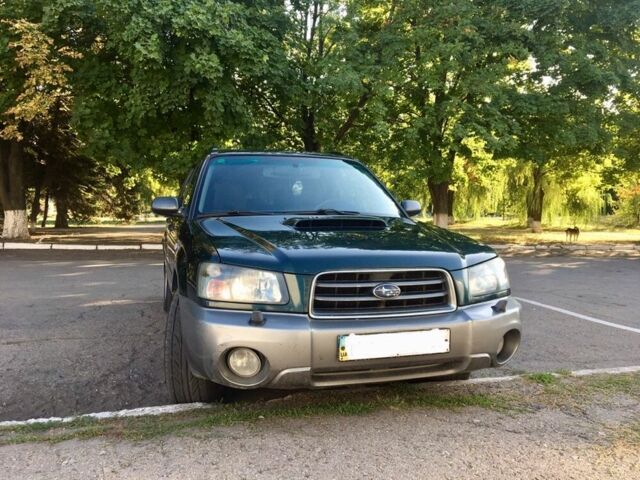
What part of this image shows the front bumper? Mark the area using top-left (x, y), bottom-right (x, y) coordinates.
top-left (180, 296), bottom-right (521, 389)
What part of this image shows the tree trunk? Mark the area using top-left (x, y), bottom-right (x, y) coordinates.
top-left (301, 107), bottom-right (320, 152)
top-left (0, 139), bottom-right (30, 239)
top-left (447, 190), bottom-right (455, 225)
top-left (54, 195), bottom-right (69, 229)
top-left (527, 165), bottom-right (545, 233)
top-left (30, 176), bottom-right (43, 229)
top-left (428, 180), bottom-right (450, 228)
top-left (41, 189), bottom-right (49, 228)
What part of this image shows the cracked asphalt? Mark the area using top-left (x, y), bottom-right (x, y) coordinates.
top-left (0, 251), bottom-right (168, 421)
top-left (0, 250), bottom-right (639, 421)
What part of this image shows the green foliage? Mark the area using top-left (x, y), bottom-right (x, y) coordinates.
top-left (429, 155), bottom-right (609, 225)
top-left (1, 0), bottom-right (640, 230)
top-left (525, 372), bottom-right (558, 385)
top-left (243, 0), bottom-right (393, 154)
top-left (614, 92), bottom-right (640, 173)
top-left (451, 140), bottom-right (515, 220)
top-left (372, 0), bottom-right (530, 182)
top-left (495, 0), bottom-right (640, 225)
top-left (101, 167), bottom-right (175, 222)
top-left (46, 0), bottom-right (288, 178)
top-left (617, 174), bottom-right (640, 226)
top-left (0, 17), bottom-right (79, 140)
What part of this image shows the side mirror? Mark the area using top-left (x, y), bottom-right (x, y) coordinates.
top-left (151, 197), bottom-right (181, 217)
top-left (401, 199), bottom-right (422, 217)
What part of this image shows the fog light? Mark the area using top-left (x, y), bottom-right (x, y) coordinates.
top-left (227, 348), bottom-right (262, 378)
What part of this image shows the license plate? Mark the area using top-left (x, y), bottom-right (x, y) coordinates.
top-left (338, 329), bottom-right (450, 362)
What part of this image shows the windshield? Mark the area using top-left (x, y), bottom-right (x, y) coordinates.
top-left (196, 155), bottom-right (401, 217)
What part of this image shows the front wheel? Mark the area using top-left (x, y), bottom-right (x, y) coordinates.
top-left (164, 295), bottom-right (225, 403)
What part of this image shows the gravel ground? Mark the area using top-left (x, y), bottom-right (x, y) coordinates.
top-left (1, 393), bottom-right (638, 480)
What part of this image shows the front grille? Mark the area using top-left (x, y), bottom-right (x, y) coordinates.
top-left (310, 269), bottom-right (456, 318)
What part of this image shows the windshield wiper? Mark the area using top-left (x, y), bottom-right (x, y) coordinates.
top-left (197, 211), bottom-right (273, 219)
top-left (279, 209), bottom-right (361, 216)
top-left (198, 208), bottom-right (362, 219)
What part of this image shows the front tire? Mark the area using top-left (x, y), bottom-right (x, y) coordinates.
top-left (164, 295), bottom-right (225, 403)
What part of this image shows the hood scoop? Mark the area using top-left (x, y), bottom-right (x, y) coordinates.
top-left (285, 217), bottom-right (388, 232)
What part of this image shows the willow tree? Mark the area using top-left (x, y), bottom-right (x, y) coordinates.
top-left (501, 91), bottom-right (608, 232)
top-left (502, 0), bottom-right (640, 232)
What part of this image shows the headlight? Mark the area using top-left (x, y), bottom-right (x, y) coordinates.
top-left (468, 257), bottom-right (510, 300)
top-left (197, 263), bottom-right (288, 304)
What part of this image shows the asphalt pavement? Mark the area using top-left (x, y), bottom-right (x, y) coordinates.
top-left (0, 250), bottom-right (638, 421)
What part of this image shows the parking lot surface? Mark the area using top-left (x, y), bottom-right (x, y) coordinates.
top-left (0, 250), bottom-right (639, 421)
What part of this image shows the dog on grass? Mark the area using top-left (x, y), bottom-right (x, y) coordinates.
top-left (565, 226), bottom-right (580, 242)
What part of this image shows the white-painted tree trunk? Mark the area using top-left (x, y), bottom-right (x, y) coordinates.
top-left (530, 220), bottom-right (542, 233)
top-left (1, 210), bottom-right (30, 239)
top-left (433, 212), bottom-right (449, 228)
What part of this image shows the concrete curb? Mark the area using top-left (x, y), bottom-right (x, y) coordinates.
top-left (0, 403), bottom-right (210, 428)
top-left (0, 242), bottom-right (163, 251)
top-left (488, 243), bottom-right (640, 256)
top-left (1, 242), bottom-right (637, 255)
top-left (1, 365), bottom-right (639, 429)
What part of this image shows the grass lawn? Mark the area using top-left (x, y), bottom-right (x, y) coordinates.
top-left (1, 372), bottom-right (638, 445)
top-left (22, 225), bottom-right (164, 245)
top-left (5, 215), bottom-right (638, 246)
top-left (445, 217), bottom-right (640, 245)
top-left (38, 215), bottom-right (166, 227)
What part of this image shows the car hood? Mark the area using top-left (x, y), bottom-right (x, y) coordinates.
top-left (197, 215), bottom-right (496, 274)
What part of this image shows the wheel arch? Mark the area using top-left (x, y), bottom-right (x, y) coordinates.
top-left (175, 246), bottom-right (189, 296)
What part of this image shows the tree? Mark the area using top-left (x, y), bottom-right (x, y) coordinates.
top-left (243, 0), bottom-right (394, 154)
top-left (0, 13), bottom-right (79, 238)
top-left (614, 92), bottom-right (640, 174)
top-left (501, 91), bottom-right (607, 231)
top-left (45, 0), bottom-right (287, 181)
top-left (502, 0), bottom-right (640, 231)
top-left (618, 174), bottom-right (640, 226)
top-left (30, 115), bottom-right (106, 228)
top-left (3, 0), bottom-right (638, 234)
top-left (366, 0), bottom-right (530, 228)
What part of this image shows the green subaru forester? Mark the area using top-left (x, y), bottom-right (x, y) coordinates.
top-left (152, 151), bottom-right (521, 403)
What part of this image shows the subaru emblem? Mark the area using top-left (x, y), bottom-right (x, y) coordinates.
top-left (372, 283), bottom-right (401, 299)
